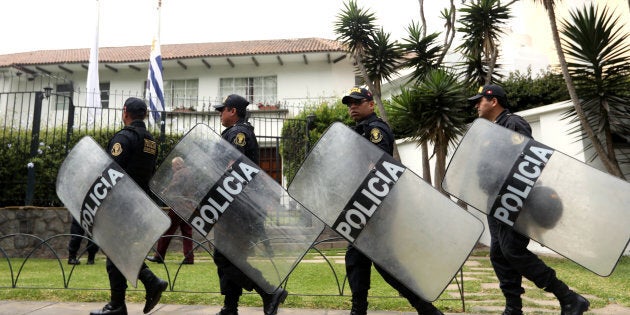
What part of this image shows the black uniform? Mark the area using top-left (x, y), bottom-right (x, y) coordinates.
top-left (346, 113), bottom-right (438, 314)
top-left (68, 218), bottom-right (99, 260)
top-left (105, 119), bottom-right (158, 304)
top-left (213, 118), bottom-right (272, 297)
top-left (489, 109), bottom-right (566, 309)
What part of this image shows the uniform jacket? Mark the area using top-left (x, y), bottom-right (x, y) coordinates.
top-left (353, 113), bottom-right (395, 156)
top-left (107, 120), bottom-right (158, 193)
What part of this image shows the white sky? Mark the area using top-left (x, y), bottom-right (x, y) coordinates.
top-left (0, 0), bottom-right (436, 54)
top-left (5, 0), bottom-right (625, 74)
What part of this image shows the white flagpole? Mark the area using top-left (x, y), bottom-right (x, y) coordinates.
top-left (86, 0), bottom-right (102, 126)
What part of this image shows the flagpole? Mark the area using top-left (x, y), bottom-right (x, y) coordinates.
top-left (146, 0), bottom-right (166, 127)
top-left (86, 0), bottom-right (102, 127)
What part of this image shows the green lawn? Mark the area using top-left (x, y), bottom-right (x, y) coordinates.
top-left (0, 248), bottom-right (628, 313)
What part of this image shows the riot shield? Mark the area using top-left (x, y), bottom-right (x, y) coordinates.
top-left (56, 137), bottom-right (170, 286)
top-left (287, 122), bottom-right (484, 302)
top-left (150, 123), bottom-right (325, 293)
top-left (442, 118), bottom-right (630, 276)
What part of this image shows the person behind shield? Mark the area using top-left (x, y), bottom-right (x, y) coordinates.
top-left (468, 84), bottom-right (589, 315)
top-left (90, 97), bottom-right (168, 315)
top-left (146, 156), bottom-right (195, 265)
top-left (212, 94), bottom-right (288, 315)
top-left (67, 217), bottom-right (99, 265)
top-left (342, 87), bottom-right (444, 315)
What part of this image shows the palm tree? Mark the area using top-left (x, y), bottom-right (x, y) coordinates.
top-left (398, 21), bottom-right (443, 183)
top-left (388, 69), bottom-right (469, 192)
top-left (399, 22), bottom-right (442, 84)
top-left (533, 0), bottom-right (626, 178)
top-left (363, 27), bottom-right (403, 98)
top-left (560, 3), bottom-right (629, 179)
top-left (457, 0), bottom-right (515, 86)
top-left (334, 0), bottom-right (402, 159)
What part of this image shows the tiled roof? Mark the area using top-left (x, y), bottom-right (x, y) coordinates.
top-left (0, 38), bottom-right (346, 67)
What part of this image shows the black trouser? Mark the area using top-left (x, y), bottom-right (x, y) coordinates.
top-left (345, 244), bottom-right (433, 310)
top-left (213, 249), bottom-right (274, 299)
top-left (488, 216), bottom-right (559, 306)
top-left (106, 258), bottom-right (151, 304)
top-left (68, 218), bottom-right (99, 257)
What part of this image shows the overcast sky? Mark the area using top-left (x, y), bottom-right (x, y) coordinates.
top-left (0, 0), bottom-right (440, 54)
top-left (5, 0), bottom-right (620, 74)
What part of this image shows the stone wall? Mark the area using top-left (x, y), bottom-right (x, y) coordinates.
top-left (0, 207), bottom-right (71, 258)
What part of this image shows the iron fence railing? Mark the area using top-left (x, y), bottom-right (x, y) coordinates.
top-left (0, 233), bottom-right (466, 311)
top-left (0, 87), bottom-right (312, 207)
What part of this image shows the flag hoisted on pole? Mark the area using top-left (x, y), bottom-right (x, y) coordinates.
top-left (146, 0), bottom-right (165, 125)
top-left (86, 0), bottom-right (102, 125)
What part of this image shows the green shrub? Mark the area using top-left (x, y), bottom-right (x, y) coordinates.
top-left (280, 101), bottom-right (353, 183)
top-left (0, 127), bottom-right (183, 207)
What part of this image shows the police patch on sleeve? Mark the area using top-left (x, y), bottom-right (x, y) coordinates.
top-left (111, 143), bottom-right (123, 156)
top-left (370, 128), bottom-right (383, 144)
top-left (234, 133), bottom-right (247, 147)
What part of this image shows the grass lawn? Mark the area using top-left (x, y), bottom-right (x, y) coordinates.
top-left (0, 248), bottom-right (628, 313)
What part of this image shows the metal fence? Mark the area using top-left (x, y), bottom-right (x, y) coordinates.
top-left (0, 77), bottom-right (316, 207)
top-left (0, 232), bottom-right (467, 311)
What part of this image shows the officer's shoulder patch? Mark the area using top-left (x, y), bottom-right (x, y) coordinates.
top-left (370, 128), bottom-right (383, 144)
top-left (234, 132), bottom-right (246, 147)
top-left (143, 139), bottom-right (157, 155)
top-left (111, 143), bottom-right (123, 156)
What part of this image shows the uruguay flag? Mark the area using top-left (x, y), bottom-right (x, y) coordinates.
top-left (146, 37), bottom-right (165, 125)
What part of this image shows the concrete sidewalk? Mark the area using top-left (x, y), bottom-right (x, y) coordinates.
top-left (2, 300), bottom-right (629, 315)
top-left (0, 300), bottom-right (445, 315)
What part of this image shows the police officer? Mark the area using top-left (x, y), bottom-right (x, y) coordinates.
top-left (468, 84), bottom-right (590, 315)
top-left (342, 87), bottom-right (444, 315)
top-left (90, 97), bottom-right (168, 315)
top-left (212, 94), bottom-right (288, 315)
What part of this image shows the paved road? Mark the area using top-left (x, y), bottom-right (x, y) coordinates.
top-left (2, 300), bottom-right (630, 315)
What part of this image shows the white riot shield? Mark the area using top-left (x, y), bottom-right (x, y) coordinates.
top-left (150, 123), bottom-right (325, 293)
top-left (56, 137), bottom-right (170, 286)
top-left (442, 118), bottom-right (630, 276)
top-left (287, 122), bottom-right (484, 302)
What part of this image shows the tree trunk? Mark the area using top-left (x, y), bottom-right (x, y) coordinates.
top-left (421, 141), bottom-right (431, 185)
top-left (434, 134), bottom-right (448, 194)
top-left (543, 1), bottom-right (625, 179)
top-left (418, 0), bottom-right (427, 38)
top-left (437, 0), bottom-right (457, 65)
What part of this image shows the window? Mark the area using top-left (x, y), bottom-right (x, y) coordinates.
top-left (220, 76), bottom-right (277, 105)
top-left (150, 79), bottom-right (199, 110)
top-left (54, 83), bottom-right (73, 110)
top-left (100, 82), bottom-right (110, 108)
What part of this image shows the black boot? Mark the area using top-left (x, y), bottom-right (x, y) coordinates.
top-left (501, 305), bottom-right (523, 315)
top-left (216, 295), bottom-right (239, 315)
top-left (259, 287), bottom-right (288, 315)
top-left (415, 302), bottom-right (444, 315)
top-left (216, 306), bottom-right (238, 315)
top-left (349, 301), bottom-right (368, 315)
top-left (87, 253), bottom-right (96, 265)
top-left (138, 268), bottom-right (168, 314)
top-left (349, 291), bottom-right (368, 315)
top-left (559, 292), bottom-right (590, 315)
top-left (89, 302), bottom-right (128, 315)
top-left (547, 279), bottom-right (590, 315)
top-left (68, 254), bottom-right (80, 265)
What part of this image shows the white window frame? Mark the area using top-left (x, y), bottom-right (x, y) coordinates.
top-left (219, 76), bottom-right (277, 105)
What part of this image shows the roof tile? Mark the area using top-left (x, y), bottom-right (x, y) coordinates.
top-left (0, 38), bottom-right (346, 67)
